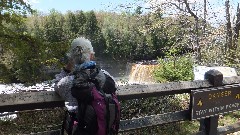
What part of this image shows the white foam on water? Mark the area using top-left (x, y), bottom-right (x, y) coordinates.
top-left (0, 83), bottom-right (55, 121)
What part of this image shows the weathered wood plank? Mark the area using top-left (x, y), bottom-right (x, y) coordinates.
top-left (217, 121), bottom-right (240, 135)
top-left (1, 76), bottom-right (240, 133)
top-left (0, 76), bottom-right (238, 112)
top-left (21, 117), bottom-right (240, 135)
top-left (19, 115), bottom-right (240, 135)
top-left (119, 110), bottom-right (189, 132)
top-left (0, 80), bottom-right (212, 112)
top-left (0, 91), bottom-right (64, 112)
top-left (117, 76), bottom-right (240, 100)
top-left (194, 121), bottom-right (240, 135)
top-left (117, 80), bottom-right (212, 100)
top-left (1, 76), bottom-right (240, 113)
top-left (22, 110), bottom-right (189, 134)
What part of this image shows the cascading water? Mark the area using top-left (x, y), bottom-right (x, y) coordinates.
top-left (127, 62), bottom-right (158, 84)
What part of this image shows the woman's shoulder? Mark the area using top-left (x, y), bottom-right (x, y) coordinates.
top-left (100, 69), bottom-right (116, 82)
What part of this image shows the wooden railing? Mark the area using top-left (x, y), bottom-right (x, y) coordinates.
top-left (1, 69), bottom-right (240, 135)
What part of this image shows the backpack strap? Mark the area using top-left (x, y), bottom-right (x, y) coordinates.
top-left (105, 94), bottom-right (117, 134)
top-left (89, 67), bottom-right (101, 90)
top-left (88, 67), bottom-right (118, 134)
top-left (61, 111), bottom-right (67, 135)
top-left (90, 77), bottom-right (116, 134)
top-left (77, 102), bottom-right (87, 130)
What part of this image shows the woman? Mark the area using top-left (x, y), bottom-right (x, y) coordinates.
top-left (54, 37), bottom-right (119, 135)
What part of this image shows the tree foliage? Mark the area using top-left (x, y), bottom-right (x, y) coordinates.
top-left (0, 0), bottom-right (32, 41)
top-left (154, 48), bottom-right (194, 82)
top-left (84, 11), bottom-right (106, 56)
top-left (44, 9), bottom-right (65, 42)
top-left (0, 0), bottom-right (42, 83)
top-left (1, 0), bottom-right (240, 83)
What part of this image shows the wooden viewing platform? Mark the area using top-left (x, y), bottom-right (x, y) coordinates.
top-left (1, 70), bottom-right (240, 135)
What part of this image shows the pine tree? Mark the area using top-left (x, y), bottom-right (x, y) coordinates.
top-left (44, 9), bottom-right (65, 42)
top-left (65, 11), bottom-right (78, 39)
top-left (84, 11), bottom-right (106, 57)
top-left (75, 10), bottom-right (86, 36)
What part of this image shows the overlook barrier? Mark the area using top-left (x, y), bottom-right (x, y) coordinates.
top-left (1, 69), bottom-right (240, 135)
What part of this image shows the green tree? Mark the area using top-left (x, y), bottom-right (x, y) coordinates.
top-left (84, 11), bottom-right (106, 57)
top-left (103, 27), bottom-right (123, 58)
top-left (0, 0), bottom-right (32, 42)
top-left (75, 10), bottom-right (86, 36)
top-left (44, 9), bottom-right (65, 42)
top-left (84, 11), bottom-right (99, 36)
top-left (65, 11), bottom-right (78, 39)
top-left (0, 0), bottom-right (31, 26)
top-left (33, 16), bottom-right (44, 39)
top-left (100, 12), bottom-right (145, 60)
top-left (11, 36), bottom-right (47, 83)
top-left (154, 49), bottom-right (194, 83)
top-left (0, 0), bottom-right (47, 83)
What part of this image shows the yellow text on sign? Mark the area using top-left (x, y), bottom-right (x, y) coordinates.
top-left (197, 100), bottom-right (203, 107)
top-left (208, 91), bottom-right (231, 100)
top-left (236, 94), bottom-right (240, 99)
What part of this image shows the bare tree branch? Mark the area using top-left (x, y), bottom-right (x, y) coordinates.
top-left (183, 0), bottom-right (198, 20)
top-left (225, 0), bottom-right (233, 50)
top-left (233, 3), bottom-right (240, 48)
top-left (168, 2), bottom-right (186, 12)
top-left (203, 0), bottom-right (207, 34)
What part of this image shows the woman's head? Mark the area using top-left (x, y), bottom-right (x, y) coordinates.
top-left (67, 37), bottom-right (95, 64)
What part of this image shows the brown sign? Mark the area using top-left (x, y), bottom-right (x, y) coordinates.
top-left (191, 84), bottom-right (240, 120)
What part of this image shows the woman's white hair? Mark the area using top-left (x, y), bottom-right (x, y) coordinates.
top-left (67, 37), bottom-right (95, 64)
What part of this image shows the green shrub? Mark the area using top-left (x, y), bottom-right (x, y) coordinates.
top-left (154, 52), bottom-right (194, 83)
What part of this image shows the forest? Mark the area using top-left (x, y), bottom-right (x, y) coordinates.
top-left (0, 0), bottom-right (240, 84)
top-left (0, 1), bottom-right (240, 134)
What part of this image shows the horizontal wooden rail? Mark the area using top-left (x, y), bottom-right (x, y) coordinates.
top-left (117, 80), bottom-right (212, 100)
top-left (28, 110), bottom-right (191, 134)
top-left (1, 76), bottom-right (240, 134)
top-left (29, 121), bottom-right (240, 135)
top-left (118, 76), bottom-right (240, 100)
top-left (217, 121), bottom-right (240, 135)
top-left (1, 76), bottom-right (239, 113)
top-left (0, 91), bottom-right (64, 113)
top-left (194, 121), bottom-right (240, 135)
top-left (119, 110), bottom-right (189, 132)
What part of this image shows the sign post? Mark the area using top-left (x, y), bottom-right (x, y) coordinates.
top-left (191, 85), bottom-right (240, 120)
top-left (193, 69), bottom-right (223, 135)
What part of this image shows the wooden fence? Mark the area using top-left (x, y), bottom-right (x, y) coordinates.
top-left (1, 69), bottom-right (240, 135)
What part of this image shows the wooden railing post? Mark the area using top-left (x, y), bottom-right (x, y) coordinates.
top-left (199, 69), bottom-right (223, 135)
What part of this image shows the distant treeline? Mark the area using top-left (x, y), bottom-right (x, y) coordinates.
top-left (0, 9), bottom-right (197, 83)
top-left (26, 9), bottom-right (196, 60)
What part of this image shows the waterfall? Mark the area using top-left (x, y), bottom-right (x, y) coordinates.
top-left (128, 63), bottom-right (158, 84)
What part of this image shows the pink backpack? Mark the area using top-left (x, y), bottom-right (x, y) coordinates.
top-left (63, 66), bottom-right (120, 135)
